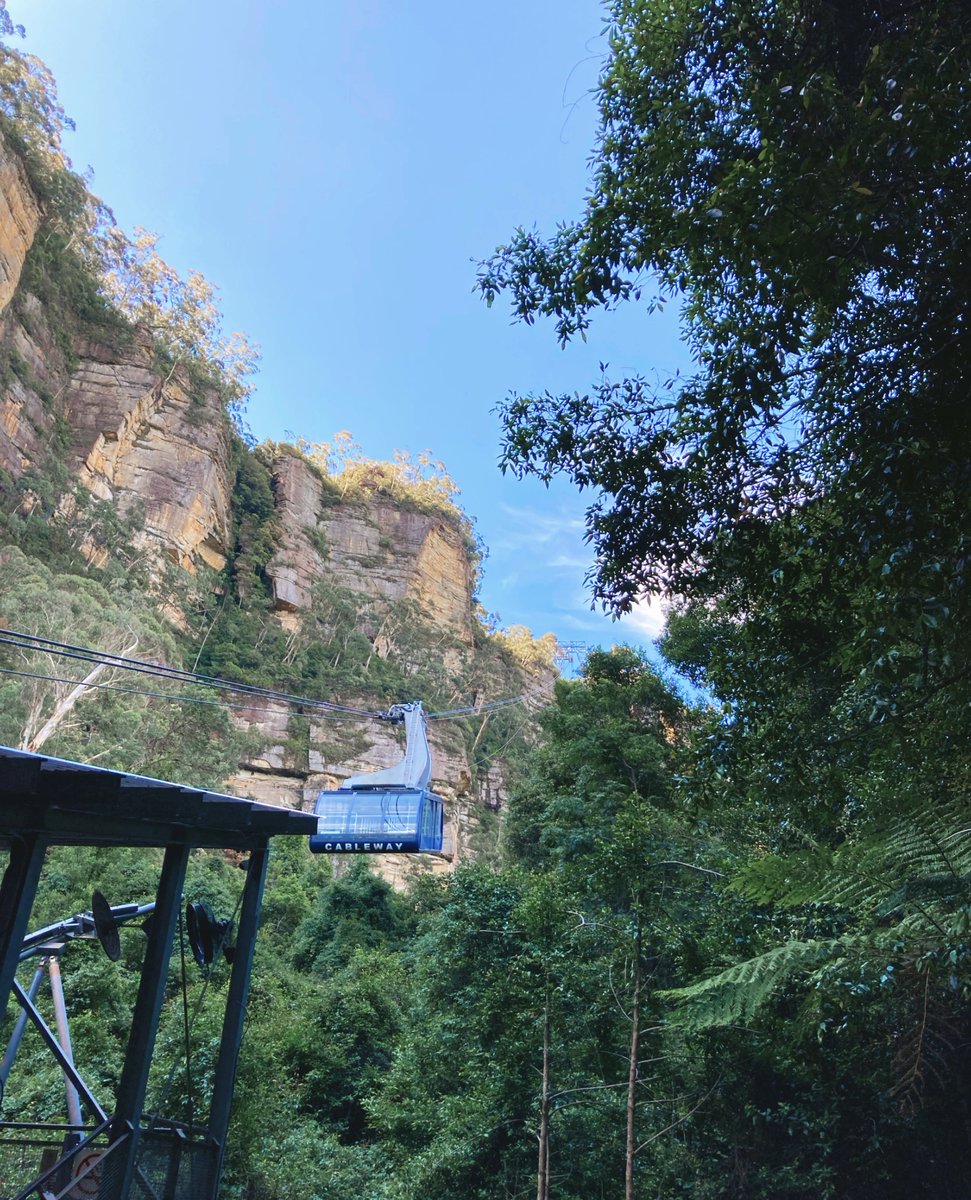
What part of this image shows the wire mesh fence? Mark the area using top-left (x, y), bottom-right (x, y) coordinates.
top-left (132, 1128), bottom-right (215, 1200)
top-left (0, 1123), bottom-right (215, 1200)
top-left (0, 1126), bottom-right (105, 1199)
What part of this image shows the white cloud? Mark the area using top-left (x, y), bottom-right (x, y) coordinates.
top-left (546, 553), bottom-right (592, 571)
top-left (493, 504), bottom-right (586, 550)
top-left (618, 594), bottom-right (668, 641)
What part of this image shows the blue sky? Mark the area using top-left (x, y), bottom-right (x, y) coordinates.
top-left (15, 0), bottom-right (690, 666)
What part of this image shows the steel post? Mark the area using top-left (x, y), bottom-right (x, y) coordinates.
top-left (0, 835), bottom-right (46, 1032)
top-left (48, 955), bottom-right (83, 1129)
top-left (102, 841), bottom-right (189, 1200)
top-left (206, 844), bottom-right (269, 1196)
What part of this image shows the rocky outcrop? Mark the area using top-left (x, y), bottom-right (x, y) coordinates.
top-left (68, 337), bottom-right (234, 572)
top-left (267, 452), bottom-right (474, 645)
top-left (0, 316), bottom-right (235, 572)
top-left (0, 137), bottom-right (42, 315)
top-left (0, 302), bottom-right (56, 480)
top-left (0, 132), bottom-right (235, 572)
top-left (264, 452), bottom-right (326, 613)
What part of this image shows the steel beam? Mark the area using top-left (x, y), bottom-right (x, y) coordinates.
top-left (102, 841), bottom-right (189, 1200)
top-left (0, 834), bottom-right (46, 1031)
top-left (206, 844), bottom-right (269, 1195)
top-left (10, 977), bottom-right (107, 1122)
top-left (0, 962), bottom-right (43, 1091)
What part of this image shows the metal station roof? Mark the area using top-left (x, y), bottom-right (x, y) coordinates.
top-left (0, 745), bottom-right (317, 851)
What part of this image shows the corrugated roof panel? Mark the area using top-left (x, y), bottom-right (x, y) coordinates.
top-left (0, 746), bottom-right (316, 849)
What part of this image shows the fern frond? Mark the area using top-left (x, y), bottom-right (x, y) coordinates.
top-left (736, 796), bottom-right (971, 921)
top-left (662, 939), bottom-right (843, 1030)
top-left (939, 825), bottom-right (971, 877)
top-left (873, 907), bottom-right (953, 950)
top-left (733, 850), bottom-right (835, 906)
top-left (890, 971), bottom-right (963, 1115)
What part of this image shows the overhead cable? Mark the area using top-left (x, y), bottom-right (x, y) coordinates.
top-left (427, 684), bottom-right (553, 719)
top-left (0, 666), bottom-right (367, 722)
top-left (0, 627), bottom-right (554, 725)
top-left (0, 628), bottom-right (385, 718)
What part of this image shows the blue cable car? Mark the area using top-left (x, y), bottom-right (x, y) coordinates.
top-left (309, 702), bottom-right (445, 854)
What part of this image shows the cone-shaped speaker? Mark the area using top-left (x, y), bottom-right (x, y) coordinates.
top-left (91, 891), bottom-right (121, 962)
top-left (214, 918), bottom-right (235, 963)
top-left (185, 901), bottom-right (216, 967)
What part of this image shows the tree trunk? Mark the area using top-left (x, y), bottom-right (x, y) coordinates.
top-left (20, 640), bottom-right (138, 753)
top-left (470, 711), bottom-right (491, 758)
top-left (22, 659), bottom-right (111, 752)
top-left (537, 997), bottom-right (551, 1200)
top-left (626, 915), bottom-right (642, 1200)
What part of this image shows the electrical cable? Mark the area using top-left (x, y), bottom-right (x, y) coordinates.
top-left (0, 666), bottom-right (367, 722)
top-left (145, 883), bottom-right (246, 1130)
top-left (427, 684), bottom-right (554, 719)
top-left (0, 628), bottom-right (385, 717)
top-left (0, 626), bottom-right (555, 726)
top-left (177, 906), bottom-right (195, 1131)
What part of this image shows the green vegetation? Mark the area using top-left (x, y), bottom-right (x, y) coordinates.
top-left (0, 546), bottom-right (255, 779)
top-left (17, 635), bottom-right (970, 1198)
top-left (5, 648), bottom-right (700, 1200)
top-left (470, 0), bottom-right (971, 1195)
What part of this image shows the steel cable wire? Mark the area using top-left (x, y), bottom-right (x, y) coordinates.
top-left (0, 626), bottom-right (554, 727)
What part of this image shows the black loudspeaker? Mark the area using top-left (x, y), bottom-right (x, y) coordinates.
top-left (186, 902), bottom-right (235, 967)
top-left (91, 891), bottom-right (121, 962)
top-left (186, 901), bottom-right (215, 966)
top-left (214, 916), bottom-right (235, 963)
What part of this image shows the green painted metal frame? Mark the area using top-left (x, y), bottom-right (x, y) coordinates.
top-left (103, 842), bottom-right (191, 1200)
top-left (0, 834), bottom-right (47, 1026)
top-left (0, 746), bottom-right (317, 1200)
top-left (206, 846), bottom-right (269, 1195)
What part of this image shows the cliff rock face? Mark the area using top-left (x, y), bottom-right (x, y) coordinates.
top-left (0, 150), bottom-right (477, 637)
top-left (0, 134), bottom-right (529, 882)
top-left (0, 138), bottom-right (41, 315)
top-left (67, 336), bottom-right (234, 572)
top-left (0, 295), bottom-right (54, 480)
top-left (0, 135), bottom-right (235, 571)
top-left (267, 452), bottom-right (473, 646)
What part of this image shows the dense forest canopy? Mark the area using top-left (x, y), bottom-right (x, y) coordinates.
top-left (473, 0), bottom-right (971, 1196)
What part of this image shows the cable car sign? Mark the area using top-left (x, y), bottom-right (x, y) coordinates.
top-left (312, 839), bottom-right (412, 853)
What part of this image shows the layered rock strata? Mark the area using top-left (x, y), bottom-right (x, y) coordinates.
top-left (267, 451), bottom-right (474, 647)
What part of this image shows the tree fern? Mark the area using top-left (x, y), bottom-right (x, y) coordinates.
top-left (673, 792), bottom-right (971, 1034)
top-left (662, 939), bottom-right (843, 1030)
top-left (736, 793), bottom-right (971, 920)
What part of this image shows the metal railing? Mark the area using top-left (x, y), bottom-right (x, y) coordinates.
top-left (0, 1119), bottom-right (216, 1200)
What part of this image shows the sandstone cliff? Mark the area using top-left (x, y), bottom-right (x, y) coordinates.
top-left (0, 287), bottom-right (234, 574)
top-left (267, 450), bottom-right (473, 647)
top-left (0, 130), bottom-right (550, 879)
top-left (0, 135), bottom-right (41, 316)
